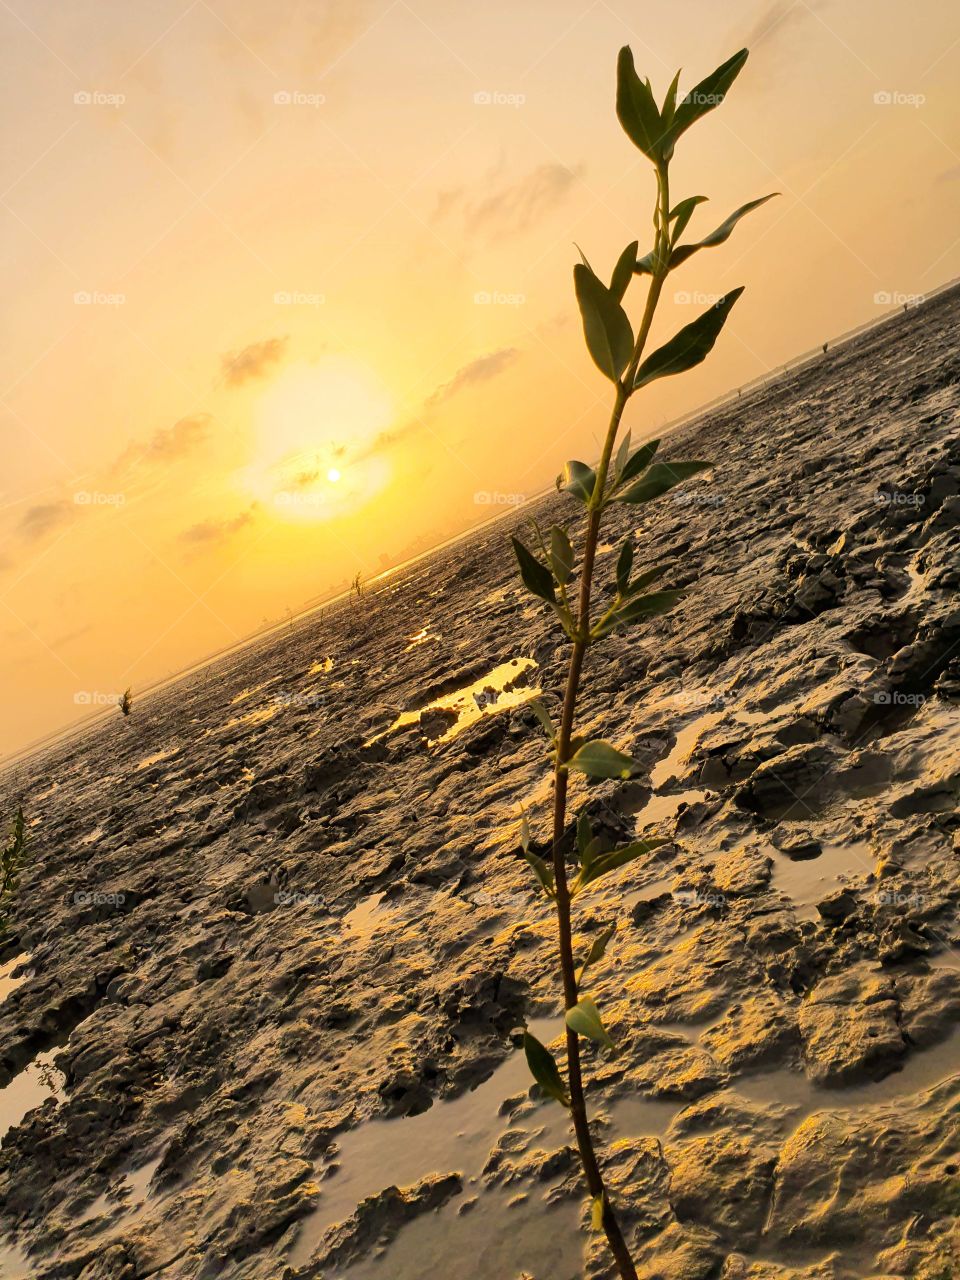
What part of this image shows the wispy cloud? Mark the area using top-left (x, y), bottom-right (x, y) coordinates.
top-left (17, 500), bottom-right (74, 544)
top-left (221, 337), bottom-right (289, 387)
top-left (425, 348), bottom-right (520, 409)
top-left (113, 413), bottom-right (213, 476)
top-left (437, 163), bottom-right (585, 239)
top-left (179, 505), bottom-right (258, 546)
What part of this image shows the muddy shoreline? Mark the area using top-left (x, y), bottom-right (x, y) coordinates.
top-left (1, 288), bottom-right (959, 1279)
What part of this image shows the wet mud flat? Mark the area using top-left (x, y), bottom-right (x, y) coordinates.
top-left (2, 288), bottom-right (960, 1278)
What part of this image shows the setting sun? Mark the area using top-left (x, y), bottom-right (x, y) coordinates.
top-left (244, 358), bottom-right (393, 521)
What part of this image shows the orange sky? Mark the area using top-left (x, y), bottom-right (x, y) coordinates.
top-left (1, 0), bottom-right (959, 757)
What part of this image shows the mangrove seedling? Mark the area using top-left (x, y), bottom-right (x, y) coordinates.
top-left (510, 44), bottom-right (774, 1278)
top-left (0, 807), bottom-right (27, 939)
top-left (118, 687), bottom-right (132, 717)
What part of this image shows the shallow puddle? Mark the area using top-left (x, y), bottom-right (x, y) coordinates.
top-left (288, 1011), bottom-right (686, 1276)
top-left (374, 658), bottom-right (539, 746)
top-left (340, 1185), bottom-right (583, 1280)
top-left (0, 1236), bottom-right (33, 1279)
top-left (287, 1016), bottom-right (566, 1269)
top-left (78, 1153), bottom-right (163, 1225)
top-left (770, 840), bottom-right (874, 919)
top-left (0, 1048), bottom-right (67, 1145)
top-left (737, 1022), bottom-right (960, 1117)
top-left (342, 892), bottom-right (390, 941)
top-left (0, 954), bottom-right (30, 1004)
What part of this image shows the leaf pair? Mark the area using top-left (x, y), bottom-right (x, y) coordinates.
top-left (575, 836), bottom-right (670, 893)
top-left (565, 740), bottom-right (637, 780)
top-left (616, 46), bottom-right (749, 164)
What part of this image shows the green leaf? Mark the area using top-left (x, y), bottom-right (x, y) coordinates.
top-left (566, 995), bottom-right (615, 1049)
top-left (615, 438), bottom-right (661, 488)
top-left (669, 195), bottom-right (708, 243)
top-left (615, 47), bottom-right (664, 159)
top-left (560, 460), bottom-right (597, 505)
top-left (574, 263), bottom-right (635, 382)
top-left (512, 536), bottom-right (556, 605)
top-left (610, 240), bottom-right (639, 302)
top-left (661, 70), bottom-right (681, 125)
top-left (593, 589), bottom-right (686, 639)
top-left (671, 194), bottom-right (778, 269)
top-left (577, 837), bottom-right (671, 890)
top-left (615, 539), bottom-right (633, 595)
top-left (669, 48), bottom-right (749, 142)
top-left (528, 698), bottom-right (556, 742)
top-left (566, 740), bottom-right (637, 780)
top-left (612, 430), bottom-right (632, 482)
top-left (591, 1193), bottom-right (606, 1232)
top-left (577, 924), bottom-right (616, 984)
top-left (522, 849), bottom-right (556, 899)
top-left (550, 527), bottom-right (574, 586)
top-left (634, 289), bottom-right (743, 389)
top-left (616, 460), bottom-right (712, 505)
top-left (523, 1031), bottom-right (569, 1106)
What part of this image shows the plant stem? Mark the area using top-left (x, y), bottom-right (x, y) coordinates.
top-left (548, 183), bottom-right (670, 1279)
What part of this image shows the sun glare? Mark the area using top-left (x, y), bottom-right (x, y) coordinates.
top-left (245, 358), bottom-right (393, 521)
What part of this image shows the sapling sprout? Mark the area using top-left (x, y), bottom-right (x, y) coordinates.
top-left (509, 45), bottom-right (775, 1278)
top-left (118, 687), bottom-right (132, 717)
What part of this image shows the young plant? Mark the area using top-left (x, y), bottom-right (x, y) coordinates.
top-left (511, 46), bottom-right (774, 1278)
top-left (350, 571), bottom-right (363, 602)
top-left (118, 687), bottom-right (133, 717)
top-left (0, 808), bottom-right (27, 939)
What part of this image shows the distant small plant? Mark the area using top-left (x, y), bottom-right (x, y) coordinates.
top-left (118, 687), bottom-right (132, 717)
top-left (0, 808), bottom-right (27, 939)
top-left (350, 571), bottom-right (363, 601)
top-left (509, 45), bottom-right (774, 1279)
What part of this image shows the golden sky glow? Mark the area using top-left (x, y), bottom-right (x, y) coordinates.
top-left (1, 0), bottom-right (959, 755)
